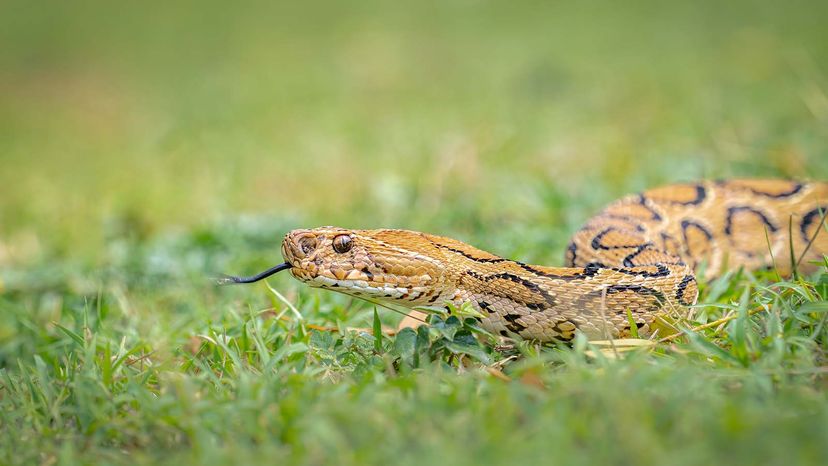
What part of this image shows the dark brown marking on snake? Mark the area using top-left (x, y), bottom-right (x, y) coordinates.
top-left (681, 219), bottom-right (713, 242)
top-left (675, 184), bottom-right (707, 206)
top-left (478, 301), bottom-right (499, 320)
top-left (604, 284), bottom-right (666, 304)
top-left (517, 262), bottom-right (601, 281)
top-left (680, 219), bottom-right (713, 264)
top-left (606, 263), bottom-right (673, 278)
top-left (566, 241), bottom-right (578, 266)
top-left (427, 293), bottom-right (441, 304)
top-left (520, 261), bottom-right (671, 280)
top-left (359, 266), bottom-right (374, 281)
top-left (744, 182), bottom-right (804, 199)
top-left (800, 206), bottom-right (827, 243)
top-left (660, 231), bottom-right (682, 254)
top-left (550, 322), bottom-right (577, 341)
top-left (648, 184), bottom-right (708, 206)
top-left (599, 215), bottom-right (647, 232)
top-left (573, 284), bottom-right (666, 312)
top-left (503, 313), bottom-right (528, 332)
top-left (591, 227), bottom-right (648, 250)
top-left (724, 206), bottom-right (778, 236)
top-left (675, 274), bottom-right (697, 306)
top-left (430, 241), bottom-right (508, 264)
top-left (465, 271), bottom-right (557, 308)
top-left (622, 243), bottom-right (685, 267)
top-left (635, 194), bottom-right (664, 221)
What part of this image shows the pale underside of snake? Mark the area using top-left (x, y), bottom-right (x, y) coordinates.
top-left (221, 179), bottom-right (828, 342)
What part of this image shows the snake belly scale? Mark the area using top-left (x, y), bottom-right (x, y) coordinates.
top-left (228, 179), bottom-right (828, 342)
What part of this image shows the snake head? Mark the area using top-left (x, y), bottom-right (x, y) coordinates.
top-left (281, 227), bottom-right (448, 305)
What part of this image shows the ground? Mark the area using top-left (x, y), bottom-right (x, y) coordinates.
top-left (1, 1), bottom-right (827, 465)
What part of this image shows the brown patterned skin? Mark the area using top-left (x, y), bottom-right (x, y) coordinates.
top-left (279, 180), bottom-right (828, 341)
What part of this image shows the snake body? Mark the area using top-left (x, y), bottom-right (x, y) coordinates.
top-left (269, 179), bottom-right (828, 342)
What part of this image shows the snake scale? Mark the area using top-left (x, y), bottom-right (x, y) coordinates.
top-left (222, 179), bottom-right (828, 342)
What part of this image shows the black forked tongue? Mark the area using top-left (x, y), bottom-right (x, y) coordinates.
top-left (216, 263), bottom-right (291, 285)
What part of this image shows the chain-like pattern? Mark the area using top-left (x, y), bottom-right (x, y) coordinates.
top-left (277, 180), bottom-right (827, 341)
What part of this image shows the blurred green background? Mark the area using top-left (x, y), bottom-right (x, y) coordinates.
top-left (3, 0), bottom-right (827, 264)
top-left (2, 1), bottom-right (828, 465)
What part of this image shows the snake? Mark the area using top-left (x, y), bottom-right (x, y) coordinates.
top-left (220, 179), bottom-right (828, 342)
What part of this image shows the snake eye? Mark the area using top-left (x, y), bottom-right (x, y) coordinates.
top-left (332, 234), bottom-right (353, 254)
top-left (299, 236), bottom-right (317, 255)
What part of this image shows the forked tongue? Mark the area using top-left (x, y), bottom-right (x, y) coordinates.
top-left (216, 262), bottom-right (291, 285)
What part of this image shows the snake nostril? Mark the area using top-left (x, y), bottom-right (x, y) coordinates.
top-left (282, 230), bottom-right (318, 260)
top-left (299, 236), bottom-right (317, 255)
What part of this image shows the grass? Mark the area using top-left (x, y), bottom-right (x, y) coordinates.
top-left (2, 0), bottom-right (828, 464)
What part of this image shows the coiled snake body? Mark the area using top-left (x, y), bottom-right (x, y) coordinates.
top-left (224, 179), bottom-right (828, 342)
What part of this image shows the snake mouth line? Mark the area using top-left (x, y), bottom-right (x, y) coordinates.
top-left (216, 262), bottom-right (292, 285)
